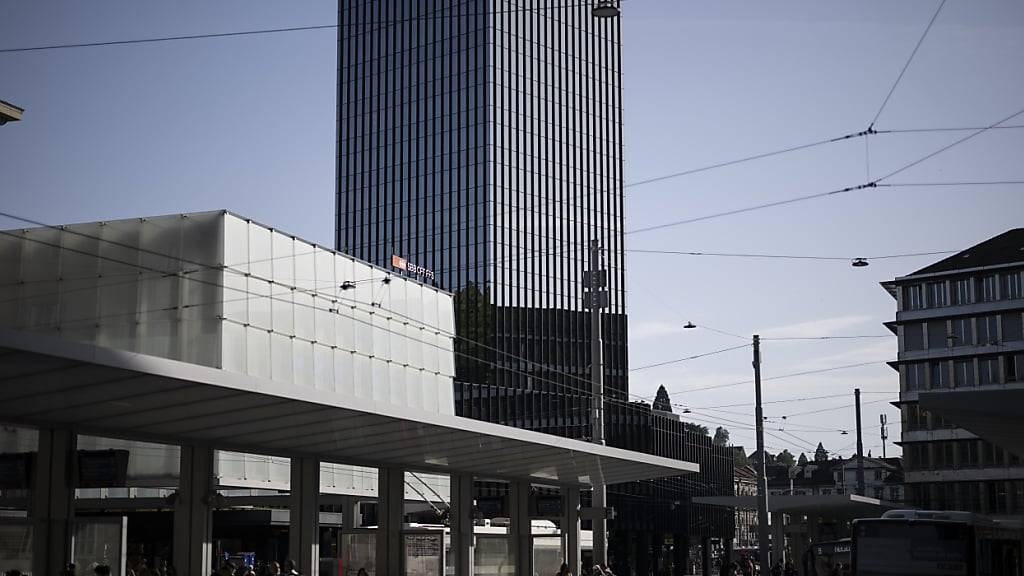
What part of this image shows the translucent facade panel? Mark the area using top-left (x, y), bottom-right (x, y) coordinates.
top-left (335, 349), bottom-right (356, 397)
top-left (474, 536), bottom-right (515, 575)
top-left (0, 212), bottom-right (456, 415)
top-left (341, 533), bottom-right (377, 575)
top-left (314, 345), bottom-right (335, 392)
top-left (215, 451), bottom-right (290, 490)
top-left (246, 326), bottom-right (272, 380)
top-left (72, 519), bottom-right (126, 576)
top-left (77, 435), bottom-right (180, 486)
top-left (271, 333), bottom-right (294, 384)
top-left (294, 339), bottom-right (314, 387)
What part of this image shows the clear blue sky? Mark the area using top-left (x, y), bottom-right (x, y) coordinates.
top-left (3, 0), bottom-right (1023, 459)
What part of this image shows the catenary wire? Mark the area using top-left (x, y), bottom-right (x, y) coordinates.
top-left (626, 248), bottom-right (956, 261)
top-left (0, 3), bottom-right (607, 54)
top-left (869, 0), bottom-right (948, 128)
top-left (664, 360), bottom-right (887, 397)
top-left (628, 343), bottom-right (750, 372)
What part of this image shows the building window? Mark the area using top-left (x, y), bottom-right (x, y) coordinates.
top-left (1003, 313), bottom-right (1023, 342)
top-left (978, 315), bottom-right (999, 345)
top-left (952, 277), bottom-right (973, 305)
top-left (927, 281), bottom-right (947, 308)
top-left (930, 362), bottom-right (948, 389)
top-left (950, 317), bottom-right (973, 347)
top-left (927, 320), bottom-right (948, 349)
top-left (874, 470), bottom-right (883, 481)
top-left (954, 360), bottom-right (975, 388)
top-left (1004, 272), bottom-right (1022, 300)
top-left (979, 357), bottom-right (999, 386)
top-left (978, 275), bottom-right (998, 302)
top-left (905, 363), bottom-right (927, 391)
top-left (904, 323), bottom-right (925, 351)
top-left (1007, 354), bottom-right (1024, 383)
top-left (904, 284), bottom-right (925, 310)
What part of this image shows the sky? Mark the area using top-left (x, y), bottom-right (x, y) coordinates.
top-left (3, 0), bottom-right (1024, 461)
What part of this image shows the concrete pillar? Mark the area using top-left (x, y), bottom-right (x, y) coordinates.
top-left (636, 531), bottom-right (650, 576)
top-left (672, 534), bottom-right (687, 576)
top-left (290, 457), bottom-right (320, 576)
top-left (31, 428), bottom-right (75, 576)
top-left (651, 532), bottom-right (663, 575)
top-left (563, 486), bottom-right (581, 575)
top-left (376, 467), bottom-right (405, 576)
top-left (451, 474), bottom-right (474, 576)
top-left (701, 537), bottom-right (712, 576)
top-left (771, 513), bottom-right (786, 566)
top-left (723, 537), bottom-right (734, 572)
top-left (512, 481), bottom-right (533, 576)
top-left (174, 444), bottom-right (215, 576)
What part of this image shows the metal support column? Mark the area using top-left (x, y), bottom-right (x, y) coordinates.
top-left (563, 486), bottom-right (581, 575)
top-left (451, 474), bottom-right (474, 576)
top-left (31, 428), bottom-right (75, 576)
top-left (513, 481), bottom-right (533, 576)
top-left (377, 467), bottom-right (405, 575)
top-left (752, 334), bottom-right (771, 576)
top-left (672, 534), bottom-right (686, 576)
top-left (771, 513), bottom-right (786, 566)
top-left (174, 444), bottom-right (215, 576)
top-left (290, 457), bottom-right (320, 576)
top-left (586, 238), bottom-right (608, 565)
top-left (701, 536), bottom-right (712, 576)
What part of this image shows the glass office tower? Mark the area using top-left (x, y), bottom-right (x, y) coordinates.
top-left (336, 1), bottom-right (626, 400)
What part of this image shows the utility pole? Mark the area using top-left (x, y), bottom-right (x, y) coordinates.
top-left (586, 239), bottom-right (608, 564)
top-left (752, 335), bottom-right (770, 576)
top-left (855, 388), bottom-right (865, 496)
top-left (880, 414), bottom-right (888, 459)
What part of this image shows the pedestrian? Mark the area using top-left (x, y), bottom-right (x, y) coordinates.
top-left (599, 563), bottom-right (615, 576)
top-left (282, 560), bottom-right (300, 576)
top-left (783, 560), bottom-right (796, 576)
top-left (770, 559), bottom-right (782, 576)
top-left (268, 562), bottom-right (281, 576)
top-left (556, 562), bottom-right (573, 576)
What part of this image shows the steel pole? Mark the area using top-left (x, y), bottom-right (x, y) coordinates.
top-left (589, 239), bottom-right (607, 564)
top-left (856, 388), bottom-right (865, 496)
top-left (753, 335), bottom-right (770, 575)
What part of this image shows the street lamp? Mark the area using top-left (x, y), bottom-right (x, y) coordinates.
top-left (592, 0), bottom-right (620, 18)
top-left (0, 100), bottom-right (24, 125)
top-left (851, 258), bottom-right (869, 268)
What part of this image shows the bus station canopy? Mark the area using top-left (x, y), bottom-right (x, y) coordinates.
top-left (919, 387), bottom-right (1024, 459)
top-left (0, 328), bottom-right (698, 487)
top-left (694, 494), bottom-right (901, 515)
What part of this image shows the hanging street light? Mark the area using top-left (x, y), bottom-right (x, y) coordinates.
top-left (592, 0), bottom-right (620, 18)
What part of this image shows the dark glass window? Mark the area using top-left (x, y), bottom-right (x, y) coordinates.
top-left (1003, 313), bottom-right (1023, 342)
top-left (950, 317), bottom-right (972, 346)
top-left (978, 315), bottom-right (999, 345)
top-left (927, 320), bottom-right (948, 349)
top-left (905, 363), bottom-right (927, 391)
top-left (903, 323), bottom-right (925, 351)
top-left (952, 277), bottom-right (972, 305)
top-left (926, 281), bottom-right (947, 308)
top-left (904, 284), bottom-right (924, 310)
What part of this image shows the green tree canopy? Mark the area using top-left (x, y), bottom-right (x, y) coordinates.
top-left (798, 452), bottom-right (808, 466)
top-left (683, 422), bottom-right (709, 436)
top-left (777, 449), bottom-right (796, 467)
top-left (713, 426), bottom-right (730, 446)
top-left (815, 442), bottom-right (829, 462)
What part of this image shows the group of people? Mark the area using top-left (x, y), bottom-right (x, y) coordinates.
top-left (554, 561), bottom-right (618, 576)
top-left (213, 559), bottom-right (302, 576)
top-left (717, 555), bottom-right (798, 576)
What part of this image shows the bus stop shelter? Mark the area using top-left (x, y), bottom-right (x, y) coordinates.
top-left (0, 328), bottom-right (698, 576)
top-left (694, 494), bottom-right (901, 567)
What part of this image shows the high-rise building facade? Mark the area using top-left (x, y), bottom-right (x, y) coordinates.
top-left (336, 3), bottom-right (735, 568)
top-left (336, 1), bottom-right (627, 399)
top-left (884, 229), bottom-right (1024, 519)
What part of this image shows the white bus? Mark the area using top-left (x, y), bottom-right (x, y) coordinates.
top-left (852, 510), bottom-right (1022, 576)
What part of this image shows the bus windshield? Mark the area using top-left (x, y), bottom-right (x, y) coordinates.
top-left (855, 520), bottom-right (972, 576)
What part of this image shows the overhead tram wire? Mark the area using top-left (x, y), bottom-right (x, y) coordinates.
top-left (627, 249), bottom-right (957, 262)
top-left (627, 105), bottom-right (1024, 236)
top-left (0, 2), bottom-right (607, 54)
top-left (868, 0), bottom-right (948, 129)
top-left (629, 343), bottom-right (750, 372)
top-left (664, 360), bottom-right (885, 397)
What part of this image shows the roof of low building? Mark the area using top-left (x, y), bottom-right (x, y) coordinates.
top-left (907, 229), bottom-right (1024, 276)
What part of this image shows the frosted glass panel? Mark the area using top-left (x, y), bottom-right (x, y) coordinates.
top-left (271, 333), bottom-right (293, 384)
top-left (221, 321), bottom-right (246, 374)
top-left (248, 277), bottom-right (272, 330)
top-left (474, 536), bottom-right (515, 576)
top-left (294, 340), bottom-right (314, 387)
top-left (0, 523), bottom-right (32, 573)
top-left (312, 344), bottom-right (333, 392)
top-left (335, 349), bottom-right (355, 397)
top-left (247, 327), bottom-right (271, 379)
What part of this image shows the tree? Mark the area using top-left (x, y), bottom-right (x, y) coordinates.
top-left (732, 446), bottom-right (750, 466)
top-left (713, 426), bottom-right (730, 446)
top-left (653, 385), bottom-right (672, 412)
top-left (777, 449), bottom-right (796, 467)
top-left (798, 452), bottom-right (808, 466)
top-left (815, 442), bottom-right (829, 462)
top-left (683, 422), bottom-right (709, 436)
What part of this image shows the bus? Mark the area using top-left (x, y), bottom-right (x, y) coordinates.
top-left (852, 510), bottom-right (1022, 576)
